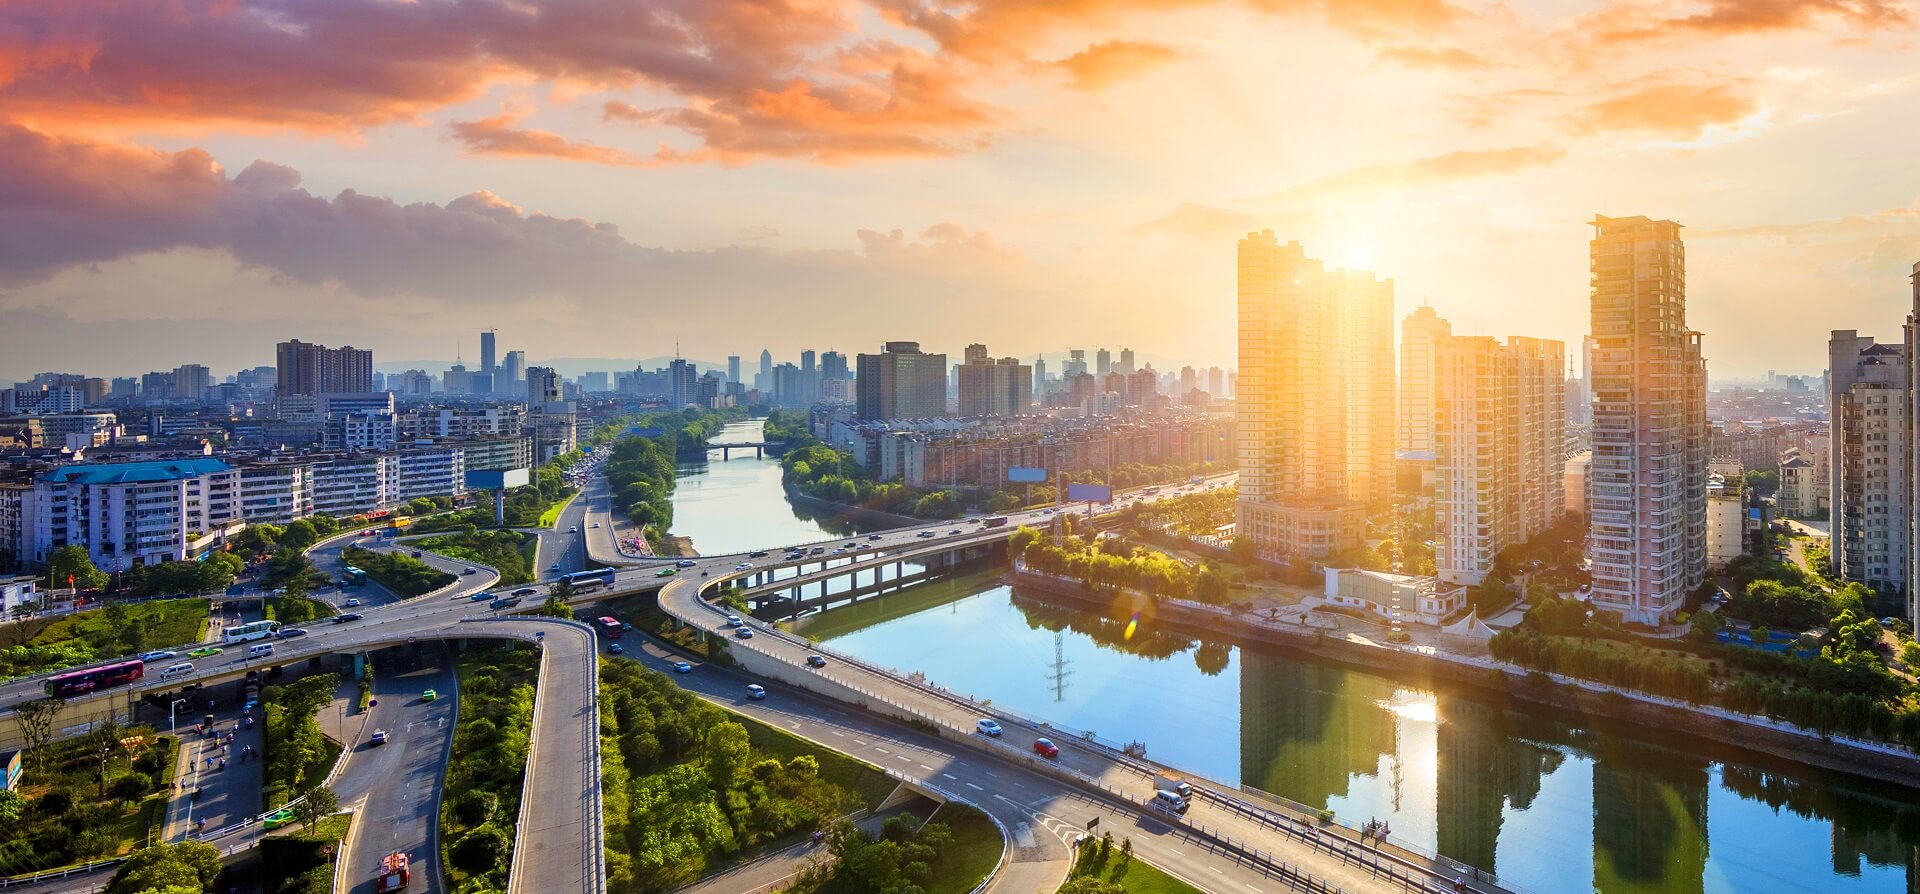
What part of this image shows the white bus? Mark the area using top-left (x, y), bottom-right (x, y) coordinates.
top-left (222, 620), bottom-right (282, 644)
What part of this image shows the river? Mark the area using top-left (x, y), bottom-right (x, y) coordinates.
top-left (667, 421), bottom-right (1920, 894)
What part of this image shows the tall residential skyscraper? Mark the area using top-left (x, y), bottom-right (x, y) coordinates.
top-left (758, 349), bottom-right (773, 391)
top-left (1398, 306), bottom-right (1452, 453)
top-left (668, 358), bottom-right (699, 409)
top-left (526, 366), bottom-right (562, 405)
top-left (500, 350), bottom-right (526, 394)
top-left (1118, 348), bottom-right (1136, 374)
top-left (1207, 366), bottom-right (1224, 395)
top-left (727, 355), bottom-right (741, 385)
top-left (1587, 215), bottom-right (1707, 624)
top-left (1095, 348), bottom-right (1112, 377)
top-left (1829, 330), bottom-right (1910, 595)
top-left (276, 340), bottom-right (373, 395)
top-left (1234, 232), bottom-right (1394, 559)
top-left (1033, 357), bottom-right (1048, 397)
top-left (855, 342), bottom-right (948, 420)
top-left (957, 346), bottom-right (1033, 417)
top-left (1434, 335), bottom-right (1567, 585)
top-left (480, 330), bottom-right (497, 376)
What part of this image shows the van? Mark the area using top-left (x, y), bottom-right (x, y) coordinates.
top-left (1152, 789), bottom-right (1189, 814)
top-left (248, 643), bottom-right (275, 658)
top-left (746, 684), bottom-right (766, 700)
top-left (161, 662), bottom-right (196, 678)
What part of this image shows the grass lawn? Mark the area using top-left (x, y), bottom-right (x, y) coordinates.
top-left (292, 812), bottom-right (353, 843)
top-left (740, 713), bottom-right (896, 810)
top-left (0, 598), bottom-right (211, 677)
top-left (924, 803), bottom-right (1004, 894)
top-left (0, 727), bottom-right (174, 875)
top-left (537, 498), bottom-right (568, 529)
top-left (1067, 850), bottom-right (1204, 894)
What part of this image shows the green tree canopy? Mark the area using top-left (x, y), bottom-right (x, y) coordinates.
top-left (47, 545), bottom-right (108, 591)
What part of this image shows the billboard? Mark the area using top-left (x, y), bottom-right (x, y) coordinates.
top-left (1006, 466), bottom-right (1047, 484)
top-left (465, 467), bottom-right (531, 490)
top-left (1065, 483), bottom-right (1114, 503)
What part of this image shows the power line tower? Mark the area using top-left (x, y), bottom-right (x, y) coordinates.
top-left (1046, 631), bottom-right (1072, 702)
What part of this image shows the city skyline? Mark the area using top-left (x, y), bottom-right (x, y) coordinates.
top-left (5, 2), bottom-right (1920, 376)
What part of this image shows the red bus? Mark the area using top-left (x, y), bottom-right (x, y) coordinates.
top-left (45, 660), bottom-right (146, 697)
top-left (595, 617), bottom-right (623, 639)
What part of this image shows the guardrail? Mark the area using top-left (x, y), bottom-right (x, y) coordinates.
top-left (0, 859), bottom-right (121, 891)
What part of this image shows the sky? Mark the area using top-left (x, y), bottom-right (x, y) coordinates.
top-left (3, 0), bottom-right (1920, 380)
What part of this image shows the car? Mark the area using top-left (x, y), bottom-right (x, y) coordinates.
top-left (673, 661), bottom-right (693, 674)
top-left (676, 559), bottom-right (698, 568)
top-left (592, 522), bottom-right (601, 528)
top-left (621, 621), bottom-right (633, 631)
top-left (749, 550), bottom-right (768, 558)
top-left (868, 533), bottom-right (883, 540)
top-left (410, 550), bottom-right (423, 558)
top-left (421, 689), bottom-right (438, 702)
top-left (833, 547), bottom-right (847, 553)
top-left (746, 684), bottom-right (766, 700)
top-left (734, 628), bottom-right (754, 639)
top-left (734, 562), bottom-right (753, 571)
top-left (335, 612), bottom-right (365, 623)
top-left (470, 591), bottom-right (491, 601)
top-left (1043, 509), bottom-right (1055, 515)
top-left (805, 655), bottom-right (827, 668)
top-left (549, 562), bottom-right (563, 571)
top-left (369, 729), bottom-right (389, 746)
top-left (809, 547), bottom-right (826, 555)
top-left (656, 568), bottom-right (677, 577)
top-left (607, 643), bottom-right (624, 654)
top-left (279, 628), bottom-right (309, 638)
top-left (726, 615), bottom-right (743, 627)
top-left (512, 587), bottom-right (539, 597)
top-left (568, 526), bottom-right (578, 533)
top-left (918, 531), bottom-right (935, 538)
top-left (461, 567), bottom-right (480, 576)
top-left (1033, 738), bottom-right (1059, 758)
top-left (976, 719), bottom-right (1002, 737)
top-left (139, 650), bottom-right (177, 663)
top-left (343, 597), bottom-right (362, 607)
top-left (187, 646), bottom-right (222, 658)
top-left (263, 807), bottom-right (297, 830)
top-left (948, 529), bottom-right (962, 535)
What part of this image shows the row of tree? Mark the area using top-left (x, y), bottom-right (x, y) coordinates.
top-left (440, 645), bottom-right (539, 891)
top-left (1013, 527), bottom-right (1232, 604)
top-left (781, 444), bottom-right (963, 520)
top-left (1488, 629), bottom-right (1715, 703)
top-left (414, 529), bottom-right (537, 585)
top-left (340, 547), bottom-right (454, 597)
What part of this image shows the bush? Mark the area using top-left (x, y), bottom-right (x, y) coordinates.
top-left (341, 547), bottom-right (454, 598)
top-left (449, 824), bottom-right (511, 876)
top-left (110, 773), bottom-right (151, 800)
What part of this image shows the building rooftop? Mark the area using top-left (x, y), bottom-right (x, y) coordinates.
top-left (39, 457), bottom-right (233, 485)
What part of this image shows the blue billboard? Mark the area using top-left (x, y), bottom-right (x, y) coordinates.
top-left (1007, 467), bottom-right (1047, 484)
top-left (1065, 483), bottom-right (1114, 503)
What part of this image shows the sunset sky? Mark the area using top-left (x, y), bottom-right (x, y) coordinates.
top-left (4, 0), bottom-right (1919, 379)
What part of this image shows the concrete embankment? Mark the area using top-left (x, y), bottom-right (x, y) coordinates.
top-left (1006, 570), bottom-right (1920, 790)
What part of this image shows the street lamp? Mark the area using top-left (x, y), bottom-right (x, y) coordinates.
top-left (169, 698), bottom-right (190, 734)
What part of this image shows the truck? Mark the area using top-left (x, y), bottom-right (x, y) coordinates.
top-left (1152, 774), bottom-right (1193, 801)
top-left (376, 852), bottom-right (410, 894)
top-left (982, 516), bottom-right (1009, 528)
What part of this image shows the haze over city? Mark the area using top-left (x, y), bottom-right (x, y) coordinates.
top-left (6, 0), bottom-right (1920, 376)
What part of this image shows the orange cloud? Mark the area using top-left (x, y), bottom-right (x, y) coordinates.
top-left (1568, 82), bottom-right (1759, 139)
top-left (1054, 40), bottom-right (1182, 90)
top-left (1296, 144), bottom-right (1567, 194)
top-left (1375, 45), bottom-right (1489, 69)
top-left (1587, 0), bottom-right (1909, 44)
top-left (449, 114), bottom-right (657, 167)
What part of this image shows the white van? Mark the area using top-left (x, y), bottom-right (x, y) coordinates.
top-left (248, 643), bottom-right (275, 658)
top-left (161, 662), bottom-right (195, 678)
top-left (1152, 789), bottom-right (1189, 814)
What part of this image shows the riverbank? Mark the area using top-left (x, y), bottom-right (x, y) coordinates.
top-left (1006, 569), bottom-right (1920, 791)
top-left (782, 483), bottom-right (927, 529)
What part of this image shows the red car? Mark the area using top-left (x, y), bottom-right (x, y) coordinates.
top-left (1032, 738), bottom-right (1059, 759)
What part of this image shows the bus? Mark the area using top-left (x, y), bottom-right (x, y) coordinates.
top-left (340, 566), bottom-right (368, 588)
top-left (44, 660), bottom-right (145, 697)
top-left (595, 617), bottom-right (623, 639)
top-left (222, 620), bottom-right (282, 644)
top-left (563, 568), bottom-right (618, 592)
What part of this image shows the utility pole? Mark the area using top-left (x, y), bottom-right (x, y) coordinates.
top-left (1046, 631), bottom-right (1072, 702)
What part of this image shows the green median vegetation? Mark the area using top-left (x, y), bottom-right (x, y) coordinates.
top-left (342, 546), bottom-right (455, 598)
top-left (262, 811), bottom-right (353, 894)
top-left (0, 721), bottom-right (176, 874)
top-left (262, 675), bottom-right (342, 809)
top-left (788, 805), bottom-right (1000, 894)
top-left (0, 598), bottom-right (210, 677)
top-left (1061, 835), bottom-right (1200, 894)
top-left (415, 529), bottom-right (538, 585)
top-left (441, 643), bottom-right (539, 894)
top-left (264, 596), bottom-right (336, 625)
top-left (598, 660), bottom-right (889, 892)
top-left (1013, 527), bottom-right (1233, 604)
top-left (102, 840), bottom-right (223, 894)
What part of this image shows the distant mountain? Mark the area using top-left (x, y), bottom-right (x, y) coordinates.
top-left (375, 356), bottom-right (729, 378)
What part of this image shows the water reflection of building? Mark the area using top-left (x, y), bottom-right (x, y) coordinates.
top-left (1238, 649), bottom-right (1396, 808)
top-left (1590, 739), bottom-right (1709, 894)
top-left (1434, 697), bottom-right (1565, 875)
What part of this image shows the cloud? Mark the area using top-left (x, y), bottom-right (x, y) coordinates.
top-left (1375, 45), bottom-right (1490, 69)
top-left (1293, 144), bottom-right (1567, 194)
top-left (449, 114), bottom-right (657, 167)
top-left (1054, 41), bottom-right (1182, 90)
top-left (1586, 0), bottom-right (1909, 45)
top-left (1568, 81), bottom-right (1759, 139)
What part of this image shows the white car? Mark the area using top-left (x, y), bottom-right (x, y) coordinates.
top-left (734, 562), bottom-right (753, 571)
top-left (139, 650), bottom-right (177, 663)
top-left (976, 719), bottom-right (1003, 737)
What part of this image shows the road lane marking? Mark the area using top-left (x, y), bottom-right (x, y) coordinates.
top-left (1247, 886), bottom-right (1263, 892)
top-left (965, 782), bottom-right (984, 790)
top-left (830, 731), bottom-right (845, 737)
top-left (873, 747), bottom-right (889, 755)
top-left (941, 773), bottom-right (958, 780)
top-left (919, 764), bottom-right (934, 772)
top-left (1211, 867), bottom-right (1224, 875)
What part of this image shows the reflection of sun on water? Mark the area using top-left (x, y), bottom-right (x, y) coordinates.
top-left (1380, 693), bottom-right (1439, 724)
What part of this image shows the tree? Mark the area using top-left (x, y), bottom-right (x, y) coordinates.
top-left (1059, 878), bottom-right (1128, 894)
top-left (278, 520), bottom-right (320, 553)
top-left (106, 840), bottom-right (222, 894)
top-left (292, 785), bottom-right (338, 831)
top-left (47, 545), bottom-right (108, 591)
top-left (702, 720), bottom-right (752, 787)
top-left (449, 824), bottom-right (510, 876)
top-left (0, 789), bottom-right (23, 825)
top-left (13, 697), bottom-right (64, 768)
top-left (86, 717), bottom-right (125, 796)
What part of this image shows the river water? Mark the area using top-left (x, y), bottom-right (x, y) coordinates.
top-left (668, 421), bottom-right (1920, 894)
